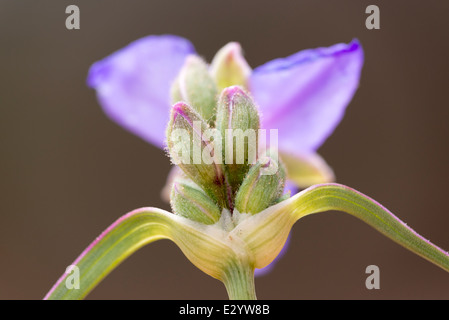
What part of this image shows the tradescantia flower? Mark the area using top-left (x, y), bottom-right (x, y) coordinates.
top-left (86, 35), bottom-right (362, 189)
top-left (44, 36), bottom-right (449, 300)
top-left (85, 35), bottom-right (362, 275)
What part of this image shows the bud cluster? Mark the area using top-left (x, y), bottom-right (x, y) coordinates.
top-left (165, 44), bottom-right (287, 224)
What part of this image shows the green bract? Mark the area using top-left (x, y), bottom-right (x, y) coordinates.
top-left (45, 184), bottom-right (449, 300)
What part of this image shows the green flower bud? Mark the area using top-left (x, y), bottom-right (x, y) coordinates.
top-left (170, 178), bottom-right (221, 224)
top-left (210, 42), bottom-right (251, 91)
top-left (234, 156), bottom-right (286, 215)
top-left (215, 86), bottom-right (260, 194)
top-left (166, 102), bottom-right (229, 208)
top-left (171, 55), bottom-right (218, 123)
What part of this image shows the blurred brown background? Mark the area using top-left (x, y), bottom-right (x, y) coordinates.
top-left (1, 0), bottom-right (449, 300)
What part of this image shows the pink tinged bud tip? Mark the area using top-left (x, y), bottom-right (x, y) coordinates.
top-left (172, 102), bottom-right (191, 124)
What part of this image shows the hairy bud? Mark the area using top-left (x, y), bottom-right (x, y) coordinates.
top-left (210, 42), bottom-right (251, 91)
top-left (171, 55), bottom-right (217, 123)
top-left (170, 179), bottom-right (221, 224)
top-left (215, 86), bottom-right (260, 194)
top-left (234, 156), bottom-right (286, 215)
top-left (166, 102), bottom-right (228, 208)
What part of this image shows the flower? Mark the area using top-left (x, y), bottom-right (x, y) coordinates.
top-left (45, 37), bottom-right (449, 300)
top-left (87, 34), bottom-right (364, 276)
top-left (87, 35), bottom-right (364, 189)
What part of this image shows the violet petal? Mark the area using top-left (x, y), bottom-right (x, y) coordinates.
top-left (250, 39), bottom-right (363, 152)
top-left (87, 35), bottom-right (196, 147)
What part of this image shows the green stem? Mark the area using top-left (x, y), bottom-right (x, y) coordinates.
top-left (222, 260), bottom-right (257, 300)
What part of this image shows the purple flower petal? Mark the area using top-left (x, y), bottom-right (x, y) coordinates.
top-left (250, 39), bottom-right (364, 153)
top-left (283, 179), bottom-right (299, 196)
top-left (87, 35), bottom-right (196, 148)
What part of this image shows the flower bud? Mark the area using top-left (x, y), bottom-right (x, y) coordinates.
top-left (166, 102), bottom-right (228, 208)
top-left (215, 86), bottom-right (260, 194)
top-left (210, 42), bottom-right (251, 91)
top-left (171, 55), bottom-right (217, 123)
top-left (170, 178), bottom-right (221, 224)
top-left (234, 156), bottom-right (286, 215)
